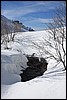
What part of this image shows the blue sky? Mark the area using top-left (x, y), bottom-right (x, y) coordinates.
top-left (1, 1), bottom-right (62, 30)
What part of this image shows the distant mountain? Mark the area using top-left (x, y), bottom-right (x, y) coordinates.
top-left (1, 15), bottom-right (14, 35)
top-left (1, 15), bottom-right (34, 35)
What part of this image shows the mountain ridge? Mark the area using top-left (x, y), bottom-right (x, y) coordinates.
top-left (1, 15), bottom-right (34, 35)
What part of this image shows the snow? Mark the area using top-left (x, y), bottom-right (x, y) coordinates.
top-left (1, 77), bottom-right (66, 99)
top-left (1, 49), bottom-right (28, 85)
top-left (1, 30), bottom-right (66, 99)
top-left (8, 30), bottom-right (49, 55)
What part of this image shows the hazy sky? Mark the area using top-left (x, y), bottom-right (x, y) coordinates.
top-left (1, 1), bottom-right (62, 30)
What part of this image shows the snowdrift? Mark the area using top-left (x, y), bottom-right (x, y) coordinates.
top-left (1, 30), bottom-right (66, 99)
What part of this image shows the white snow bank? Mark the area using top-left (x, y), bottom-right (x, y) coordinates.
top-left (1, 50), bottom-right (28, 73)
top-left (1, 70), bottom-right (21, 85)
top-left (1, 49), bottom-right (28, 85)
top-left (1, 74), bottom-right (66, 99)
top-left (6, 30), bottom-right (49, 55)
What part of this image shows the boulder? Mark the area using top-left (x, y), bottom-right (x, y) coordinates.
top-left (27, 56), bottom-right (39, 67)
top-left (20, 67), bottom-right (43, 82)
top-left (20, 54), bottom-right (48, 82)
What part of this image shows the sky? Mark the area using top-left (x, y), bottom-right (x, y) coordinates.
top-left (1, 1), bottom-right (62, 30)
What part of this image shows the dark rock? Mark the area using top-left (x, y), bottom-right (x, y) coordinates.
top-left (27, 56), bottom-right (39, 67)
top-left (20, 54), bottom-right (48, 82)
top-left (20, 67), bottom-right (43, 82)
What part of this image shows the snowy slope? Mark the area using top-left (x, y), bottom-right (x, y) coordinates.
top-left (1, 30), bottom-right (66, 99)
top-left (1, 75), bottom-right (66, 99)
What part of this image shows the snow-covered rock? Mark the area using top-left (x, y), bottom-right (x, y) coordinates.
top-left (1, 49), bottom-right (28, 85)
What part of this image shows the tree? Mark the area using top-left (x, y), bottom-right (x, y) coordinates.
top-left (1, 18), bottom-right (16, 48)
top-left (1, 20), bottom-right (10, 48)
top-left (47, 1), bottom-right (66, 70)
top-left (31, 1), bottom-right (66, 70)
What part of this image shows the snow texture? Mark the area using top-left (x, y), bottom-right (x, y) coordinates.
top-left (1, 30), bottom-right (66, 99)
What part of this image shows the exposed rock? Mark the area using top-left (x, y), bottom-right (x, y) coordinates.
top-left (20, 67), bottom-right (43, 82)
top-left (1, 15), bottom-right (34, 35)
top-left (20, 54), bottom-right (48, 82)
top-left (27, 56), bottom-right (39, 67)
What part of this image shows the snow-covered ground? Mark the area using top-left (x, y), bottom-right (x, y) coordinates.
top-left (1, 30), bottom-right (66, 99)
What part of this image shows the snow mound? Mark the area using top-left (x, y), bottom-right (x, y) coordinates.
top-left (1, 49), bottom-right (28, 85)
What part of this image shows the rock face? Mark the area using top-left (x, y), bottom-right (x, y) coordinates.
top-left (1, 15), bottom-right (34, 35)
top-left (20, 55), bottom-right (48, 82)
